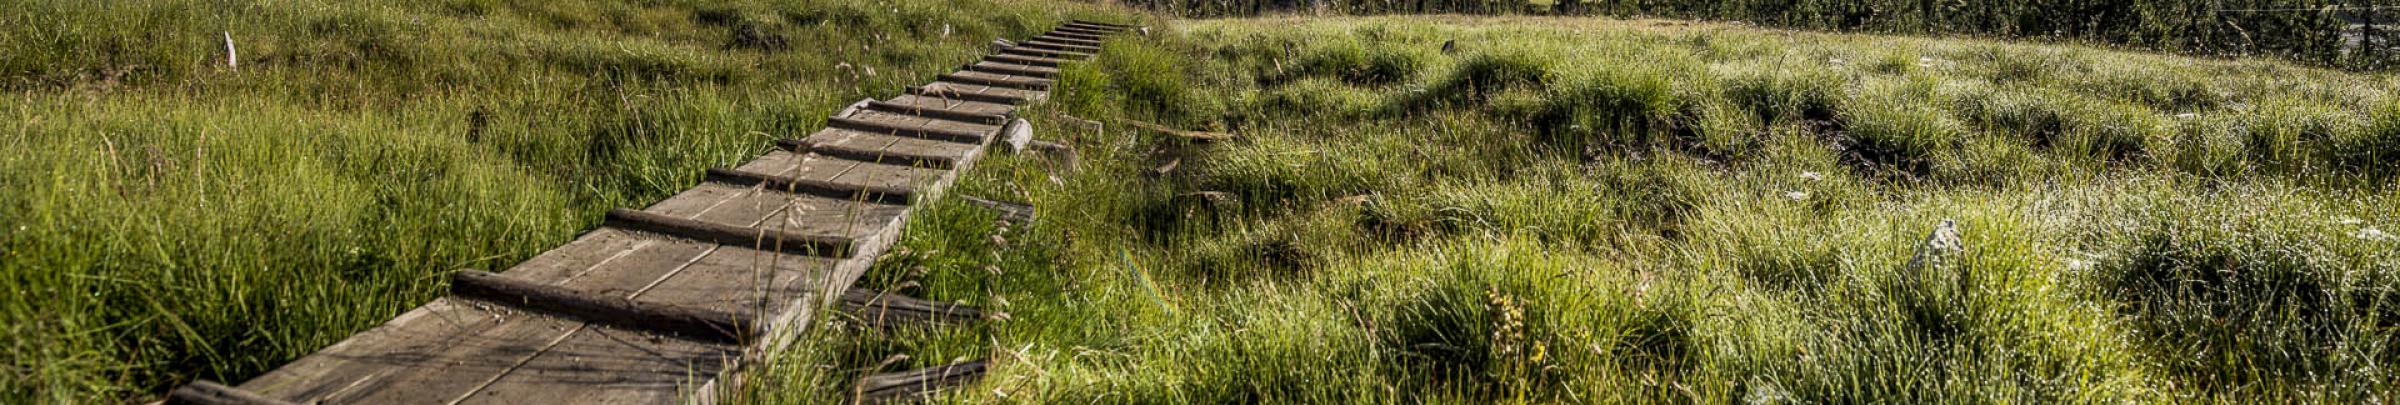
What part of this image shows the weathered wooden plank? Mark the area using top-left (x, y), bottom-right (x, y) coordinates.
top-left (641, 183), bottom-right (907, 246)
top-left (907, 83), bottom-right (1032, 105)
top-left (1001, 46), bottom-right (1093, 60)
top-left (919, 81), bottom-right (1046, 104)
top-left (839, 289), bottom-right (982, 329)
top-left (631, 245), bottom-right (837, 320)
top-left (1020, 39), bottom-right (1100, 54)
top-left (604, 207), bottom-right (855, 258)
top-left (452, 326), bottom-right (734, 405)
top-left (732, 149), bottom-right (947, 194)
top-left (452, 270), bottom-right (755, 344)
top-left (1051, 27), bottom-right (1115, 37)
top-left (852, 360), bottom-right (989, 404)
top-left (496, 229), bottom-right (712, 292)
top-left (964, 61), bottom-right (1058, 79)
top-left (482, 226), bottom-right (835, 327)
top-left (1031, 34), bottom-right (1102, 47)
top-left (840, 110), bottom-right (1002, 141)
top-left (939, 71), bottom-right (1050, 91)
top-left (233, 298), bottom-right (582, 403)
top-left (877, 94), bottom-right (1016, 118)
top-left (705, 167), bottom-right (913, 204)
top-left (865, 99), bottom-right (1010, 125)
top-left (1041, 30), bottom-right (1105, 40)
top-left (960, 195), bottom-right (1036, 224)
top-left (167, 380), bottom-right (296, 405)
top-left (828, 115), bottom-right (988, 144)
top-left (984, 53), bottom-right (1065, 68)
top-left (797, 128), bottom-right (983, 169)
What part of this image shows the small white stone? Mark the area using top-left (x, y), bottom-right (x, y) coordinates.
top-left (1829, 57), bottom-right (1846, 65)
top-left (1800, 171), bottom-right (1823, 181)
top-left (2337, 216), bottom-right (2364, 225)
top-left (1784, 191), bottom-right (1808, 201)
top-left (1001, 118), bottom-right (1034, 153)
top-left (2175, 112), bottom-right (2200, 119)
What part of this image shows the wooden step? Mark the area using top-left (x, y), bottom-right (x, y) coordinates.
top-left (1031, 34), bottom-right (1102, 47)
top-left (839, 289), bottom-right (983, 328)
top-left (213, 297), bottom-right (741, 404)
top-left (784, 128), bottom-right (985, 170)
top-left (962, 61), bottom-right (1057, 80)
top-left (865, 99), bottom-right (1010, 126)
top-left (451, 269), bottom-right (757, 344)
top-left (603, 208), bottom-right (858, 258)
top-left (1002, 46), bottom-right (1093, 60)
top-left (1021, 39), bottom-right (1100, 54)
top-left (1042, 30), bottom-right (1106, 41)
top-left (939, 70), bottom-right (1050, 91)
top-left (985, 53), bottom-right (1066, 68)
top-left (731, 150), bottom-right (950, 199)
top-left (909, 82), bottom-right (1040, 105)
top-left (827, 114), bottom-right (993, 144)
top-left (705, 167), bottom-right (914, 205)
top-left (167, 380), bottom-right (295, 405)
top-left (852, 360), bottom-right (989, 404)
top-left (877, 94), bottom-right (1018, 118)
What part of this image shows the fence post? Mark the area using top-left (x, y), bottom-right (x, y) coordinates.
top-left (2368, 2), bottom-right (2386, 67)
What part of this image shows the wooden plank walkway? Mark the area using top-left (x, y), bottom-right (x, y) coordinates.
top-left (166, 20), bottom-right (1131, 405)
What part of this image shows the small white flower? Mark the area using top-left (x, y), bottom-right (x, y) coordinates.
top-left (2359, 227), bottom-right (2391, 241)
top-left (1784, 191), bottom-right (1809, 201)
top-left (1800, 171), bottom-right (1823, 181)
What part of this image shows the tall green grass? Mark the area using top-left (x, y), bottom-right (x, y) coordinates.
top-left (775, 15), bottom-right (2400, 402)
top-left (0, 0), bottom-right (1136, 401)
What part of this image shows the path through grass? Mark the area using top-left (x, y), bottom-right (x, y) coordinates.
top-left (0, 0), bottom-right (1131, 400)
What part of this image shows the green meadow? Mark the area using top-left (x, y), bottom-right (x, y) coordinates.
top-left (6, 1), bottom-right (2399, 403)
top-left (759, 15), bottom-right (2400, 403)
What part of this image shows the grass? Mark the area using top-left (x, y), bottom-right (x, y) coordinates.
top-left (0, 0), bottom-right (1133, 401)
top-left (757, 14), bottom-right (2400, 403)
top-left (10, 2), bottom-right (2400, 403)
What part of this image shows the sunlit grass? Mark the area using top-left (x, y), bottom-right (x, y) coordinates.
top-left (789, 15), bottom-right (2400, 403)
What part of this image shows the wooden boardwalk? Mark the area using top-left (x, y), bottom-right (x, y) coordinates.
top-left (166, 20), bottom-right (1133, 405)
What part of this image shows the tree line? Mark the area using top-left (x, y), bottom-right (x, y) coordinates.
top-left (1120, 0), bottom-right (2394, 70)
